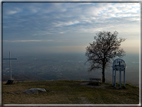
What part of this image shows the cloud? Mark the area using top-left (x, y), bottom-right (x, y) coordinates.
top-left (53, 20), bottom-right (80, 27)
top-left (7, 10), bottom-right (18, 15)
top-left (2, 3), bottom-right (140, 54)
top-left (3, 3), bottom-right (140, 32)
top-left (3, 40), bottom-right (53, 43)
top-left (3, 4), bottom-right (22, 15)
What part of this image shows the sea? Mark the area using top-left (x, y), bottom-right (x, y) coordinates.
top-left (2, 52), bottom-right (140, 86)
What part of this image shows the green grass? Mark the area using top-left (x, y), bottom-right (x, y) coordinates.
top-left (2, 80), bottom-right (139, 104)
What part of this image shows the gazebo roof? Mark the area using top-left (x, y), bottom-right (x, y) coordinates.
top-left (112, 58), bottom-right (126, 70)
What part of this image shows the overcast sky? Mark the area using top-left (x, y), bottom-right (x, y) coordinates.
top-left (2, 2), bottom-right (140, 54)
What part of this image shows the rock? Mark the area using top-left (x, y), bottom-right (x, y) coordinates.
top-left (6, 80), bottom-right (14, 85)
top-left (25, 88), bottom-right (46, 94)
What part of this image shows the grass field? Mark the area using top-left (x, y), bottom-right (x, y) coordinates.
top-left (2, 80), bottom-right (139, 104)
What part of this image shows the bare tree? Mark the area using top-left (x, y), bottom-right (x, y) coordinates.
top-left (85, 31), bottom-right (126, 83)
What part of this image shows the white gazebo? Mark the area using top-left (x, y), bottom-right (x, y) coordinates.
top-left (112, 58), bottom-right (126, 88)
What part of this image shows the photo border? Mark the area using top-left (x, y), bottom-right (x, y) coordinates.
top-left (1, 0), bottom-right (141, 107)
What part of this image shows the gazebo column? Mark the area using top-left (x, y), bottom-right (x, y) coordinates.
top-left (119, 70), bottom-right (121, 88)
top-left (114, 70), bottom-right (116, 87)
top-left (123, 69), bottom-right (125, 87)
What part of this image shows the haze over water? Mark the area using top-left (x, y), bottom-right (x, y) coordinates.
top-left (2, 52), bottom-right (139, 86)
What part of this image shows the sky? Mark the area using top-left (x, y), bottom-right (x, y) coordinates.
top-left (2, 1), bottom-right (140, 55)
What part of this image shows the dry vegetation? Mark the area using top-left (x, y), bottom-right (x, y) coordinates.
top-left (2, 80), bottom-right (139, 104)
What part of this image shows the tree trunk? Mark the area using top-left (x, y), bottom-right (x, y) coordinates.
top-left (102, 67), bottom-right (105, 83)
top-left (102, 56), bottom-right (105, 83)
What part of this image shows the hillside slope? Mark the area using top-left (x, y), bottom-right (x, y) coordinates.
top-left (2, 80), bottom-right (139, 104)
